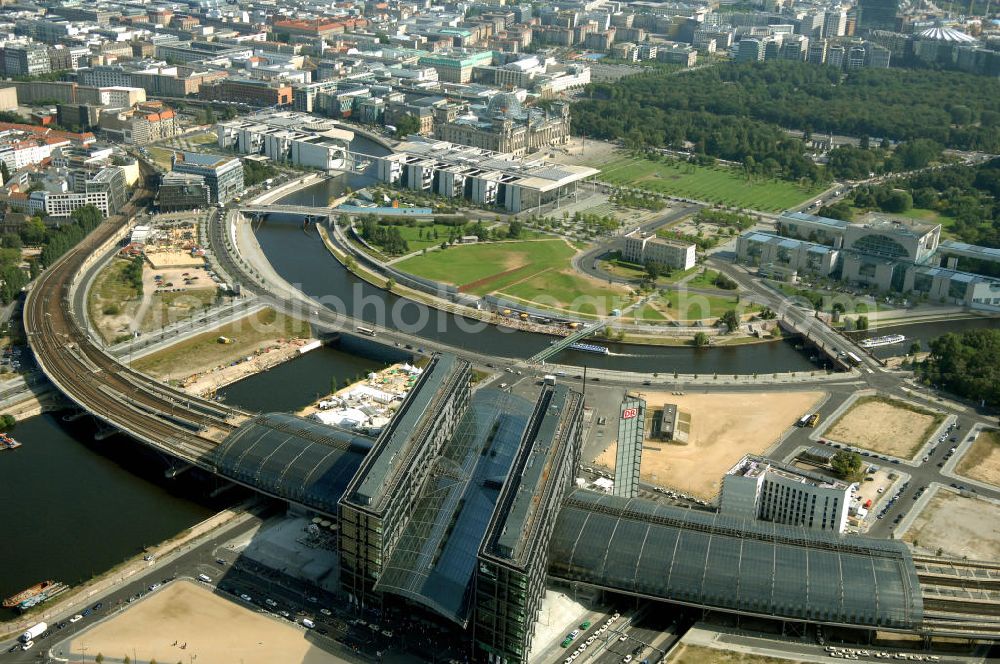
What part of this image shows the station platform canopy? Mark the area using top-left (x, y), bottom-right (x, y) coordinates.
top-left (207, 413), bottom-right (373, 516)
top-left (549, 490), bottom-right (923, 629)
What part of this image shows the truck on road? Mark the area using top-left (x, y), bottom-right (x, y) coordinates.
top-left (20, 622), bottom-right (46, 642)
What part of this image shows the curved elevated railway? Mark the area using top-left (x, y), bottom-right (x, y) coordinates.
top-left (25, 182), bottom-right (254, 467)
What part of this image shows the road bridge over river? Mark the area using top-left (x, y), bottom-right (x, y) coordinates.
top-left (23, 178), bottom-right (1000, 646)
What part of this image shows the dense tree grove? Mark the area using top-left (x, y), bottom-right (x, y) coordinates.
top-left (243, 159), bottom-right (278, 187)
top-left (851, 158), bottom-right (1000, 247)
top-left (573, 61), bottom-right (1000, 180)
top-left (39, 205), bottom-right (104, 269)
top-left (359, 217), bottom-right (409, 255)
top-left (920, 329), bottom-right (1000, 408)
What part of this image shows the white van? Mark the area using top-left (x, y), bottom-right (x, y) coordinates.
top-left (301, 618), bottom-right (315, 629)
top-left (198, 574), bottom-right (212, 583)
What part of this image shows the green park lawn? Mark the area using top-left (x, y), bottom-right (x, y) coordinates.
top-left (597, 155), bottom-right (823, 211)
top-left (392, 223), bottom-right (462, 253)
top-left (396, 239), bottom-right (631, 315)
top-left (659, 289), bottom-right (748, 322)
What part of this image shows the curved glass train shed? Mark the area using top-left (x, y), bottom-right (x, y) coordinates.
top-left (206, 413), bottom-right (373, 515)
top-left (550, 490), bottom-right (923, 630)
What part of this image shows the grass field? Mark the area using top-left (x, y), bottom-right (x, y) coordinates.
top-left (396, 239), bottom-right (631, 316)
top-left (598, 155), bottom-right (823, 211)
top-left (659, 289), bottom-right (746, 321)
top-left (88, 259), bottom-right (141, 343)
top-left (391, 223), bottom-right (460, 252)
top-left (147, 146), bottom-right (175, 171)
top-left (140, 289), bottom-right (217, 332)
top-left (133, 308), bottom-right (308, 379)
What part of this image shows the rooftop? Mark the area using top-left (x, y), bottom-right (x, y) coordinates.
top-left (550, 489), bottom-right (923, 629)
top-left (373, 388), bottom-right (534, 626)
top-left (780, 210), bottom-right (850, 230)
top-left (208, 413), bottom-right (373, 516)
top-left (855, 212), bottom-right (938, 238)
top-left (483, 385), bottom-right (582, 568)
top-left (728, 454), bottom-right (849, 490)
top-left (344, 354), bottom-right (467, 512)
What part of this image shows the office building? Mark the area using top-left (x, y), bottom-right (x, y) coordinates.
top-left (622, 235), bottom-right (696, 271)
top-left (612, 396), bottom-right (644, 499)
top-left (808, 39), bottom-right (828, 64)
top-left (28, 165), bottom-right (129, 217)
top-left (376, 138), bottom-right (597, 213)
top-left (216, 111), bottom-right (353, 171)
top-left (736, 38), bottom-right (765, 61)
top-left (198, 79), bottom-right (292, 107)
top-left (339, 354), bottom-right (473, 610)
top-left (2, 44), bottom-right (51, 78)
top-left (474, 384), bottom-right (583, 663)
top-left (859, 0), bottom-right (900, 32)
top-left (98, 103), bottom-right (177, 146)
top-left (827, 44), bottom-right (846, 67)
top-left (157, 172), bottom-right (210, 211)
top-left (721, 455), bottom-right (852, 532)
top-left (847, 44), bottom-right (867, 69)
top-left (740, 211), bottom-right (1000, 311)
top-left (171, 152), bottom-right (244, 205)
top-left (824, 11), bottom-right (847, 37)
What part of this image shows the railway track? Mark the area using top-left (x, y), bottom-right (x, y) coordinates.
top-left (25, 174), bottom-right (252, 466)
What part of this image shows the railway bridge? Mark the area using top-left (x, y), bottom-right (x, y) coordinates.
top-left (24, 195), bottom-right (1000, 646)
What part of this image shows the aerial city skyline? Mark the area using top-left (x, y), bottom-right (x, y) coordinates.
top-left (0, 0), bottom-right (997, 661)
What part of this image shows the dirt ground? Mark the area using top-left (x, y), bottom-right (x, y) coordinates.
top-left (65, 580), bottom-right (344, 664)
top-left (904, 490), bottom-right (1000, 559)
top-left (956, 430), bottom-right (1000, 488)
top-left (541, 136), bottom-right (619, 168)
top-left (132, 308), bottom-right (312, 390)
top-left (823, 397), bottom-right (941, 459)
top-left (594, 391), bottom-right (825, 500)
top-left (668, 644), bottom-right (806, 664)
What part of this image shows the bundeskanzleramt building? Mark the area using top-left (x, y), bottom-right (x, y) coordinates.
top-left (737, 210), bottom-right (1000, 311)
top-left (475, 384), bottom-right (583, 663)
top-left (720, 455), bottom-right (852, 533)
top-left (622, 234), bottom-right (696, 271)
top-left (171, 152), bottom-right (244, 205)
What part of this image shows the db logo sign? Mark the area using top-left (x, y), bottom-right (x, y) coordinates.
top-left (621, 408), bottom-right (638, 420)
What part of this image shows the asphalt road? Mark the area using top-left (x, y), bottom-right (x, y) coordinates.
top-left (0, 511), bottom-right (387, 664)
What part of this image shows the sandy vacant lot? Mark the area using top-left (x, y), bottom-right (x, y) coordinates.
top-left (595, 391), bottom-right (824, 500)
top-left (824, 396), bottom-right (941, 459)
top-left (956, 430), bottom-right (1000, 488)
top-left (66, 580), bottom-right (344, 664)
top-left (668, 644), bottom-right (807, 664)
top-left (904, 490), bottom-right (1000, 560)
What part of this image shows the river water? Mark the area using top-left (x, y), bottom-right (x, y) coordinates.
top-left (4, 133), bottom-right (995, 617)
top-left (863, 316), bottom-right (1000, 359)
top-left (0, 340), bottom-right (399, 616)
top-left (258, 174), bottom-right (817, 374)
